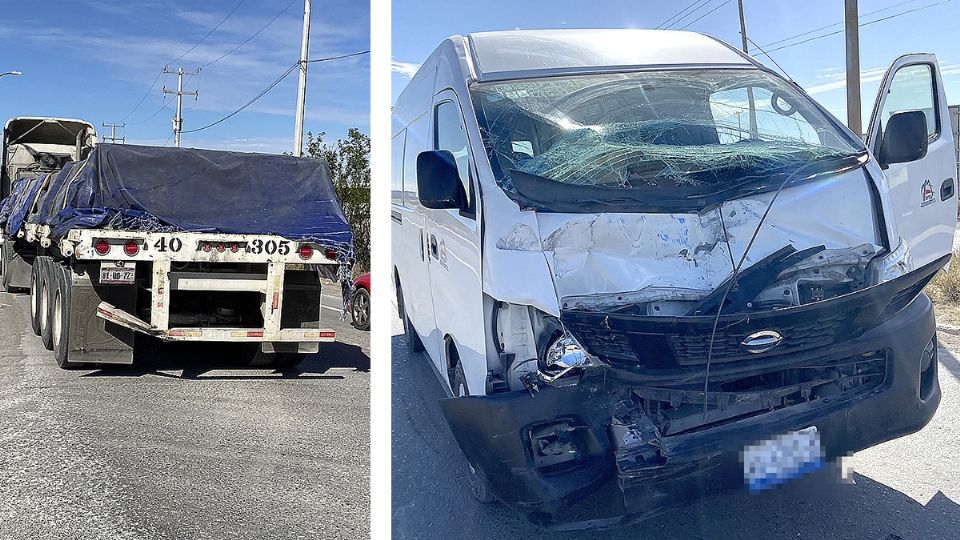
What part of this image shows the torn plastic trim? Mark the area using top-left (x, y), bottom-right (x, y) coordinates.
top-left (560, 253), bottom-right (947, 375)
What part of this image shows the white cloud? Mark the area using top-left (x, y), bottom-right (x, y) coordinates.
top-left (391, 61), bottom-right (420, 79)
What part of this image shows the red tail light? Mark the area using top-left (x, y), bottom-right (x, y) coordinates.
top-left (324, 248), bottom-right (336, 260)
top-left (202, 243), bottom-right (211, 252)
top-left (123, 240), bottom-right (140, 256)
top-left (298, 244), bottom-right (314, 260)
top-left (216, 243), bottom-right (225, 253)
top-left (93, 239), bottom-right (110, 255)
top-left (230, 243), bottom-right (239, 253)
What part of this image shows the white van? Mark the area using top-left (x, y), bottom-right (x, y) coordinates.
top-left (392, 29), bottom-right (956, 528)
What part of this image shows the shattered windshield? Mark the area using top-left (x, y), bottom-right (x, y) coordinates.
top-left (473, 69), bottom-right (864, 209)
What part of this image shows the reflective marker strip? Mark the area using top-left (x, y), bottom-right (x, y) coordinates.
top-left (319, 331), bottom-right (336, 339)
top-left (169, 329), bottom-right (202, 337)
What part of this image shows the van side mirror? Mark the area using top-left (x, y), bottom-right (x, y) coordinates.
top-left (878, 110), bottom-right (928, 167)
top-left (417, 150), bottom-right (464, 209)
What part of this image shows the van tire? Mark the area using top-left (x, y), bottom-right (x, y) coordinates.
top-left (396, 279), bottom-right (423, 353)
top-left (29, 261), bottom-right (42, 336)
top-left (467, 462), bottom-right (495, 504)
top-left (52, 263), bottom-right (81, 369)
top-left (38, 258), bottom-right (54, 351)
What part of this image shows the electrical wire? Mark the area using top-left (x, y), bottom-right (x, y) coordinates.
top-left (759, 0), bottom-right (925, 49)
top-left (305, 50), bottom-right (370, 63)
top-left (204, 0), bottom-right (298, 68)
top-left (668, 0), bottom-right (716, 30)
top-left (126, 99), bottom-right (171, 126)
top-left (114, 0), bottom-right (246, 122)
top-left (754, 0), bottom-right (955, 56)
top-left (657, 0), bottom-right (710, 30)
top-left (181, 50), bottom-right (370, 135)
top-left (180, 61), bottom-right (299, 134)
top-left (680, 0), bottom-right (735, 30)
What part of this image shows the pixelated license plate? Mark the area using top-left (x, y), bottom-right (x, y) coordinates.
top-left (743, 426), bottom-right (823, 492)
top-left (99, 261), bottom-right (136, 284)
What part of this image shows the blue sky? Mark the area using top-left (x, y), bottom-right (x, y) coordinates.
top-left (392, 0), bottom-right (960, 126)
top-left (0, 0), bottom-right (369, 154)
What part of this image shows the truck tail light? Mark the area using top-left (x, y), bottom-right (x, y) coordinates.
top-left (123, 240), bottom-right (140, 256)
top-left (216, 243), bottom-right (225, 253)
top-left (325, 248), bottom-right (337, 260)
top-left (202, 243), bottom-right (211, 252)
top-left (94, 239), bottom-right (110, 255)
top-left (299, 244), bottom-right (314, 260)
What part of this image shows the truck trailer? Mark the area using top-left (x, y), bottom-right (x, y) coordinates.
top-left (0, 138), bottom-right (352, 369)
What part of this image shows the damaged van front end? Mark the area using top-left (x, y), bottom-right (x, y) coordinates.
top-left (434, 35), bottom-right (955, 530)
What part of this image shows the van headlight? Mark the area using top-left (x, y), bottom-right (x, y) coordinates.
top-left (539, 334), bottom-right (593, 383)
top-left (869, 238), bottom-right (910, 284)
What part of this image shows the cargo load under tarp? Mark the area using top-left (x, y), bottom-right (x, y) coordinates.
top-left (4, 173), bottom-right (46, 237)
top-left (40, 144), bottom-right (353, 259)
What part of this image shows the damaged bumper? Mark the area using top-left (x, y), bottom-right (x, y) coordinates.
top-left (440, 258), bottom-right (944, 530)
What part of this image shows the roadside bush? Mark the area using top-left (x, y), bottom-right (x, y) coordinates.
top-left (929, 252), bottom-right (960, 303)
top-left (304, 129), bottom-right (370, 273)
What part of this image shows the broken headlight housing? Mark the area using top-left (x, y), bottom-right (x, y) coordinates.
top-left (539, 334), bottom-right (593, 383)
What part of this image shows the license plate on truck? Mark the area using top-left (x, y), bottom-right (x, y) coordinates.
top-left (99, 261), bottom-right (136, 284)
top-left (743, 426), bottom-right (823, 492)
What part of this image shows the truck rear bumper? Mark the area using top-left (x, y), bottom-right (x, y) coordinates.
top-left (439, 293), bottom-right (941, 530)
top-left (96, 302), bottom-right (336, 343)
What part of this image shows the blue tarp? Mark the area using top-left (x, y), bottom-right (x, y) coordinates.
top-left (38, 144), bottom-right (353, 261)
top-left (4, 173), bottom-right (46, 237)
top-left (29, 161), bottom-right (78, 226)
top-left (0, 176), bottom-right (30, 227)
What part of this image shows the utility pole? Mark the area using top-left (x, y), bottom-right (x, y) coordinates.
top-left (102, 123), bottom-right (125, 144)
top-left (737, 0), bottom-right (758, 139)
top-left (162, 66), bottom-right (200, 147)
top-left (293, 0), bottom-right (312, 157)
top-left (845, 0), bottom-right (862, 137)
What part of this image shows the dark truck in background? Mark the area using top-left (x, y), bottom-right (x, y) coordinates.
top-left (1, 119), bottom-right (353, 369)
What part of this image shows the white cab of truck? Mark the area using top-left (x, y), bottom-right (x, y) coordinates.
top-left (391, 29), bottom-right (957, 528)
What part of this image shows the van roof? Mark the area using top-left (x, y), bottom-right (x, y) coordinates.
top-left (465, 29), bottom-right (753, 82)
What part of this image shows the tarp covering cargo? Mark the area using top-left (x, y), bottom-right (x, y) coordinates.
top-left (38, 144), bottom-right (353, 262)
top-left (0, 176), bottom-right (30, 226)
top-left (3, 173), bottom-right (46, 237)
top-left (29, 161), bottom-right (78, 226)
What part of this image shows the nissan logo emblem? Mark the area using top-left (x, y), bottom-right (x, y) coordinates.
top-left (740, 330), bottom-right (783, 354)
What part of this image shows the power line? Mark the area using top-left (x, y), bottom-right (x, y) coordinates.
top-left (305, 50), bottom-right (369, 63)
top-left (169, 0), bottom-right (247, 65)
top-left (114, 0), bottom-right (246, 122)
top-left (205, 0), bottom-right (298, 68)
top-left (656, 0), bottom-right (708, 29)
top-left (760, 0), bottom-right (924, 49)
top-left (126, 100), bottom-right (170, 126)
top-left (680, 0), bottom-right (735, 30)
top-left (755, 0), bottom-right (955, 56)
top-left (181, 62), bottom-right (299, 134)
top-left (181, 49), bottom-right (370, 135)
top-left (667, 0), bottom-right (715, 29)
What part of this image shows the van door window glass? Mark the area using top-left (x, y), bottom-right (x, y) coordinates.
top-left (434, 100), bottom-right (474, 211)
top-left (877, 64), bottom-right (937, 140)
top-left (403, 113), bottom-right (429, 203)
top-left (391, 131), bottom-right (406, 206)
top-left (471, 69), bottom-right (864, 211)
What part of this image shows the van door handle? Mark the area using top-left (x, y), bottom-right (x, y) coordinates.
top-left (941, 178), bottom-right (955, 201)
top-left (429, 234), bottom-right (439, 259)
top-left (419, 230), bottom-right (425, 261)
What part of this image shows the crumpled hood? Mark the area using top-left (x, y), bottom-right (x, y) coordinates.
top-left (495, 168), bottom-right (882, 307)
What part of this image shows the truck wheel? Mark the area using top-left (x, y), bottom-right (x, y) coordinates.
top-left (0, 244), bottom-right (9, 293)
top-left (39, 258), bottom-right (54, 351)
top-left (351, 287), bottom-right (370, 331)
top-left (52, 264), bottom-right (80, 369)
top-left (29, 262), bottom-right (42, 336)
top-left (396, 281), bottom-right (423, 353)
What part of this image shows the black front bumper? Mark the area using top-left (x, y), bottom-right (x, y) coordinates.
top-left (440, 289), bottom-right (942, 530)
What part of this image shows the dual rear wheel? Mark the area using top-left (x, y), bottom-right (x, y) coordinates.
top-left (30, 257), bottom-right (78, 369)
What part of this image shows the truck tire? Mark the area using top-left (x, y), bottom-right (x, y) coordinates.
top-left (38, 258), bottom-right (54, 351)
top-left (29, 261), bottom-right (42, 336)
top-left (52, 263), bottom-right (81, 369)
top-left (0, 243), bottom-right (9, 293)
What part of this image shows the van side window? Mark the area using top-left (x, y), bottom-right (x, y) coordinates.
top-left (391, 131), bottom-right (406, 207)
top-left (434, 100), bottom-right (475, 215)
top-left (877, 63), bottom-right (938, 141)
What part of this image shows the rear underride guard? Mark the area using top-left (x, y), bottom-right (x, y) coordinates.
top-left (440, 254), bottom-right (946, 530)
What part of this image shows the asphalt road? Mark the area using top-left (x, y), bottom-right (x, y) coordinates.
top-left (391, 306), bottom-right (960, 539)
top-left (0, 282), bottom-right (369, 540)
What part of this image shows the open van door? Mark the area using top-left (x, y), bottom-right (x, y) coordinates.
top-left (866, 53), bottom-right (957, 269)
